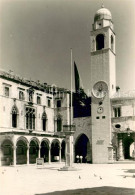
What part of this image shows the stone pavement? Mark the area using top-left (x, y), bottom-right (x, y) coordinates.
top-left (0, 163), bottom-right (135, 195)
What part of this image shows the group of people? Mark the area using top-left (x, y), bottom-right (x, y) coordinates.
top-left (76, 155), bottom-right (87, 163)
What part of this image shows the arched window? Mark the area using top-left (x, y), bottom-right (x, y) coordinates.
top-left (57, 116), bottom-right (62, 132)
top-left (42, 112), bottom-right (47, 131)
top-left (96, 34), bottom-right (104, 50)
top-left (111, 35), bottom-right (114, 51)
top-left (26, 107), bottom-right (35, 129)
top-left (12, 106), bottom-right (18, 128)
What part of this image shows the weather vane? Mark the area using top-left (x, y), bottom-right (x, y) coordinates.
top-left (101, 0), bottom-right (104, 8)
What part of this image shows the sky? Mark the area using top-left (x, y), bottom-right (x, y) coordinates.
top-left (0, 0), bottom-right (135, 94)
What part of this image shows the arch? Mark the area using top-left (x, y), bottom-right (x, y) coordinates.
top-left (96, 34), bottom-right (104, 50)
top-left (1, 139), bottom-right (13, 166)
top-left (16, 136), bottom-right (28, 145)
top-left (29, 139), bottom-right (39, 164)
top-left (123, 136), bottom-right (134, 159)
top-left (11, 105), bottom-right (19, 128)
top-left (75, 134), bottom-right (91, 163)
top-left (61, 140), bottom-right (66, 161)
top-left (40, 139), bottom-right (49, 162)
top-left (29, 137), bottom-right (40, 146)
top-left (51, 139), bottom-right (60, 162)
top-left (16, 137), bottom-right (28, 164)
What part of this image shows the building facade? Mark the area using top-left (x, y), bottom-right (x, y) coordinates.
top-left (0, 5), bottom-right (135, 166)
top-left (0, 70), bottom-right (71, 166)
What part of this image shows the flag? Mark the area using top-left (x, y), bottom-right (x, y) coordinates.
top-left (74, 61), bottom-right (84, 93)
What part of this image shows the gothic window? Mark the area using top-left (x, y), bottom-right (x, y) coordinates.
top-left (57, 100), bottom-right (61, 108)
top-left (111, 35), bottom-right (114, 51)
top-left (5, 86), bottom-right (9, 97)
top-left (12, 106), bottom-right (18, 128)
top-left (57, 116), bottom-right (62, 132)
top-left (96, 34), bottom-right (104, 50)
top-left (25, 107), bottom-right (35, 129)
top-left (37, 96), bottom-right (41, 105)
top-left (42, 112), bottom-right (47, 131)
top-left (19, 91), bottom-right (25, 100)
top-left (113, 107), bottom-right (121, 117)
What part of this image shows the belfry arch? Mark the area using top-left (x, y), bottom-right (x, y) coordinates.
top-left (96, 34), bottom-right (104, 50)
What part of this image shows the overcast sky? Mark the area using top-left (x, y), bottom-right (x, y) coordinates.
top-left (0, 0), bottom-right (135, 93)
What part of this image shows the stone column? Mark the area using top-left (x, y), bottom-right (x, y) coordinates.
top-left (65, 135), bottom-right (74, 167)
top-left (59, 146), bottom-right (61, 163)
top-left (13, 146), bottom-right (17, 166)
top-left (27, 146), bottom-right (29, 165)
top-left (118, 138), bottom-right (124, 160)
top-left (38, 146), bottom-right (41, 158)
top-left (48, 146), bottom-right (51, 164)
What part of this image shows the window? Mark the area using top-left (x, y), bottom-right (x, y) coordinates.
top-left (12, 106), bottom-right (18, 128)
top-left (42, 112), bottom-right (47, 131)
top-left (96, 34), bottom-right (104, 50)
top-left (19, 91), bottom-right (25, 100)
top-left (57, 116), bottom-right (62, 132)
top-left (5, 87), bottom-right (9, 97)
top-left (57, 100), bottom-right (61, 108)
top-left (113, 107), bottom-right (121, 117)
top-left (111, 35), bottom-right (114, 51)
top-left (26, 107), bottom-right (35, 129)
top-left (28, 87), bottom-right (34, 103)
top-left (37, 96), bottom-right (41, 105)
top-left (48, 99), bottom-right (51, 107)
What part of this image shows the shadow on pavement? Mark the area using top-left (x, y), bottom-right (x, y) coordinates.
top-left (123, 169), bottom-right (135, 173)
top-left (35, 186), bottom-right (135, 195)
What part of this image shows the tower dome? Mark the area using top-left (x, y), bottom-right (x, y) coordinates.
top-left (94, 5), bottom-right (112, 22)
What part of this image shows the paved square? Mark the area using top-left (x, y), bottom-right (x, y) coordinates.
top-left (0, 163), bottom-right (135, 195)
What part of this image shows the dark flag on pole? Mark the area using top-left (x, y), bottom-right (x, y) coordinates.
top-left (74, 61), bottom-right (80, 93)
top-left (73, 61), bottom-right (91, 118)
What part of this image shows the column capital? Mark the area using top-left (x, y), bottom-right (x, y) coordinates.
top-left (12, 146), bottom-right (17, 150)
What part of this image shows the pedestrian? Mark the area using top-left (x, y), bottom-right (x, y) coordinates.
top-left (76, 155), bottom-right (79, 163)
top-left (80, 156), bottom-right (83, 163)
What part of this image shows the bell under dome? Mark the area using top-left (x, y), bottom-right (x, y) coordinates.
top-left (94, 5), bottom-right (112, 22)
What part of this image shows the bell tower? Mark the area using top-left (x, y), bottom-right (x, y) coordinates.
top-left (90, 5), bottom-right (116, 163)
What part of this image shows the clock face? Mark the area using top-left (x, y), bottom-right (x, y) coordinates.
top-left (92, 81), bottom-right (108, 98)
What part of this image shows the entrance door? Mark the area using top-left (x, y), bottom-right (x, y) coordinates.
top-left (75, 134), bottom-right (90, 163)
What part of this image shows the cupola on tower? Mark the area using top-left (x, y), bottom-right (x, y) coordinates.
top-left (90, 5), bottom-right (116, 164)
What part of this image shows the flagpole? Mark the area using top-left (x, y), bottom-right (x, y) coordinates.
top-left (70, 48), bottom-right (73, 126)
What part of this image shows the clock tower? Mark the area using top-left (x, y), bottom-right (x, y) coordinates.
top-left (90, 5), bottom-right (116, 163)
